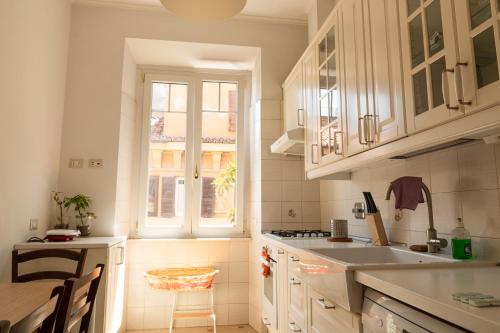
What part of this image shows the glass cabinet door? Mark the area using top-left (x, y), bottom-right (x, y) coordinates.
top-left (454, 0), bottom-right (500, 110)
top-left (400, 0), bottom-right (462, 132)
top-left (317, 19), bottom-right (343, 163)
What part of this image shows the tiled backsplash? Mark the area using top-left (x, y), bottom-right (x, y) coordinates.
top-left (320, 141), bottom-right (500, 260)
top-left (126, 239), bottom-right (250, 330)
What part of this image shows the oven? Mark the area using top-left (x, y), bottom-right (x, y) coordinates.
top-left (262, 245), bottom-right (278, 333)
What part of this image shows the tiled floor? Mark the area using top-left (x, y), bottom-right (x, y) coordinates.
top-left (126, 324), bottom-right (257, 333)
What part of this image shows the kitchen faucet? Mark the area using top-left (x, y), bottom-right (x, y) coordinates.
top-left (385, 182), bottom-right (448, 253)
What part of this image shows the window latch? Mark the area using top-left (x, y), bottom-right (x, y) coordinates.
top-left (194, 165), bottom-right (199, 179)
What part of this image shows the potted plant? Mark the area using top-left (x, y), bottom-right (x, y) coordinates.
top-left (64, 194), bottom-right (96, 236)
top-left (212, 161), bottom-right (236, 223)
top-left (52, 191), bottom-right (69, 229)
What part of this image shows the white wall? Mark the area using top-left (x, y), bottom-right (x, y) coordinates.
top-left (0, 0), bottom-right (71, 281)
top-left (320, 141), bottom-right (500, 260)
top-left (58, 3), bottom-right (308, 237)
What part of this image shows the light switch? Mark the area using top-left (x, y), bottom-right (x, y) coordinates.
top-left (69, 158), bottom-right (84, 168)
top-left (89, 159), bottom-right (104, 168)
top-left (29, 218), bottom-right (38, 231)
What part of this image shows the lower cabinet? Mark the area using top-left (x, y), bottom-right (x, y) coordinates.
top-left (308, 288), bottom-right (362, 333)
top-left (288, 313), bottom-right (306, 333)
top-left (287, 272), bottom-right (307, 329)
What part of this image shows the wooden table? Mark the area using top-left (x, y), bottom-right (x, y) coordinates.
top-left (0, 282), bottom-right (61, 325)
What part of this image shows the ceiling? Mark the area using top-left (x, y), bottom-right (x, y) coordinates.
top-left (77, 0), bottom-right (310, 23)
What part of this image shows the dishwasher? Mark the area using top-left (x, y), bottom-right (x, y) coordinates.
top-left (362, 288), bottom-right (470, 333)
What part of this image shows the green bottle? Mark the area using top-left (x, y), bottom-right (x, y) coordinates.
top-left (451, 218), bottom-right (472, 260)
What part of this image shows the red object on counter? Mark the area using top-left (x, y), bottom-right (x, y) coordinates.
top-left (261, 247), bottom-right (270, 278)
top-left (46, 235), bottom-right (76, 242)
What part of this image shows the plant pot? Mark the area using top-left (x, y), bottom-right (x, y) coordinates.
top-left (77, 225), bottom-right (91, 237)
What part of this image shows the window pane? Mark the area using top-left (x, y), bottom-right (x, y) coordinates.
top-left (413, 68), bottom-right (429, 115)
top-left (407, 0), bottom-right (420, 16)
top-left (200, 112), bottom-right (237, 226)
top-left (468, 0), bottom-right (492, 30)
top-left (327, 27), bottom-right (336, 55)
top-left (319, 65), bottom-right (328, 97)
top-left (148, 109), bottom-right (186, 226)
top-left (220, 83), bottom-right (238, 112)
top-left (409, 14), bottom-right (425, 67)
top-left (473, 27), bottom-right (499, 88)
top-left (169, 84), bottom-right (187, 112)
top-left (330, 89), bottom-right (340, 124)
top-left (319, 38), bottom-right (327, 65)
top-left (430, 57), bottom-right (446, 107)
top-left (320, 95), bottom-right (329, 127)
top-left (152, 82), bottom-right (169, 112)
top-left (426, 0), bottom-right (444, 57)
top-left (321, 128), bottom-right (330, 156)
top-left (327, 56), bottom-right (337, 89)
top-left (202, 81), bottom-right (219, 111)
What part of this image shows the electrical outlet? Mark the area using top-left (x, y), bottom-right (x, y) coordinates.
top-left (29, 218), bottom-right (39, 231)
top-left (89, 159), bottom-right (104, 168)
top-left (69, 158), bottom-right (84, 168)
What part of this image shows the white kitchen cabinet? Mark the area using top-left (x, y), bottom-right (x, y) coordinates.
top-left (14, 237), bottom-right (127, 333)
top-left (283, 63), bottom-right (305, 133)
top-left (288, 313), bottom-right (306, 333)
top-left (399, 0), bottom-right (464, 133)
top-left (303, 46), bottom-right (320, 171)
top-left (364, 0), bottom-right (406, 145)
top-left (287, 272), bottom-right (307, 329)
top-left (454, 0), bottom-right (500, 112)
top-left (340, 0), bottom-right (370, 155)
top-left (308, 288), bottom-right (362, 333)
top-left (317, 10), bottom-right (347, 165)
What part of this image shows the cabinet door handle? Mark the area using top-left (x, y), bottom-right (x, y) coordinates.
top-left (262, 318), bottom-right (271, 326)
top-left (454, 62), bottom-right (472, 106)
top-left (297, 108), bottom-right (304, 126)
top-left (289, 278), bottom-right (301, 285)
top-left (288, 322), bottom-right (302, 332)
top-left (311, 144), bottom-right (319, 164)
top-left (289, 256), bottom-right (300, 262)
top-left (277, 249), bottom-right (285, 254)
top-left (117, 246), bottom-right (125, 265)
top-left (364, 115), bottom-right (376, 144)
top-left (442, 69), bottom-right (459, 110)
top-left (333, 131), bottom-right (343, 156)
top-left (358, 117), bottom-right (368, 145)
top-left (316, 298), bottom-right (335, 309)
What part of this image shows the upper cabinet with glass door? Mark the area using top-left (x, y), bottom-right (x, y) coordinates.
top-left (400, 0), bottom-right (463, 133)
top-left (317, 10), bottom-right (345, 165)
top-left (454, 0), bottom-right (500, 111)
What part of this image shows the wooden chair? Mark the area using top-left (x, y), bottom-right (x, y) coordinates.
top-left (9, 286), bottom-right (64, 333)
top-left (12, 249), bottom-right (88, 282)
top-left (0, 320), bottom-right (10, 333)
top-left (54, 264), bottom-right (104, 333)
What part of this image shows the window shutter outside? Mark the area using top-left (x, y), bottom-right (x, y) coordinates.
top-left (161, 177), bottom-right (176, 218)
top-left (201, 177), bottom-right (215, 218)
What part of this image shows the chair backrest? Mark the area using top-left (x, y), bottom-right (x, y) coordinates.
top-left (9, 286), bottom-right (64, 333)
top-left (12, 249), bottom-right (88, 282)
top-left (54, 264), bottom-right (104, 333)
top-left (0, 320), bottom-right (10, 333)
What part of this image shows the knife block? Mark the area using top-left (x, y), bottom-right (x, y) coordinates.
top-left (366, 211), bottom-right (389, 246)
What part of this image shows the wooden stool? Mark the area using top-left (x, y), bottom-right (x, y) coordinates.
top-left (145, 267), bottom-right (219, 333)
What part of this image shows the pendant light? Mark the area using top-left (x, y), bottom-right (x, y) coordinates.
top-left (160, 0), bottom-right (247, 22)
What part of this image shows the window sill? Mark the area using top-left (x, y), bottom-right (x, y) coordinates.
top-left (127, 235), bottom-right (252, 241)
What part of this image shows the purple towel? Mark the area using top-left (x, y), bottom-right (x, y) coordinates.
top-left (387, 176), bottom-right (424, 210)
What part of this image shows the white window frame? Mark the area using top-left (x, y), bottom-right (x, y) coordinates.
top-left (137, 69), bottom-right (249, 238)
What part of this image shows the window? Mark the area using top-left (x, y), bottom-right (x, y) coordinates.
top-left (138, 72), bottom-right (246, 237)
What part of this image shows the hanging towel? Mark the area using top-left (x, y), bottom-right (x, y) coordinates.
top-left (387, 176), bottom-right (424, 210)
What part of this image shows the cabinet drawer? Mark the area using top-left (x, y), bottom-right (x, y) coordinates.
top-left (288, 272), bottom-right (307, 328)
top-left (287, 252), bottom-right (301, 273)
top-left (288, 312), bottom-right (306, 333)
top-left (309, 288), bottom-right (361, 333)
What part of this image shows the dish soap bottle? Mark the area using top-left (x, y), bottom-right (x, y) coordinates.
top-left (451, 218), bottom-right (472, 260)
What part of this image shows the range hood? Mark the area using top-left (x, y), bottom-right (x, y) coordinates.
top-left (270, 127), bottom-right (304, 156)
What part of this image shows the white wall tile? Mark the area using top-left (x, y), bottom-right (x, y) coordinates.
top-left (228, 304), bottom-right (249, 325)
top-left (461, 189), bottom-right (500, 238)
top-left (262, 181), bottom-right (282, 202)
top-left (282, 202), bottom-right (302, 223)
top-left (262, 202), bottom-right (282, 223)
top-left (281, 161), bottom-right (303, 181)
top-left (429, 148), bottom-right (460, 193)
top-left (229, 240), bottom-right (250, 262)
top-left (228, 283), bottom-right (250, 303)
top-left (143, 306), bottom-right (170, 329)
top-left (126, 307), bottom-right (144, 330)
top-left (229, 262), bottom-right (249, 283)
top-left (261, 160), bottom-right (282, 180)
top-left (282, 181), bottom-right (302, 201)
top-left (261, 119), bottom-right (281, 140)
top-left (302, 180), bottom-right (320, 201)
top-left (458, 143), bottom-right (498, 190)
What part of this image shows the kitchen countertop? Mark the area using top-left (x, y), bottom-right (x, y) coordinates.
top-left (14, 236), bottom-right (126, 249)
top-left (356, 266), bottom-right (500, 333)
